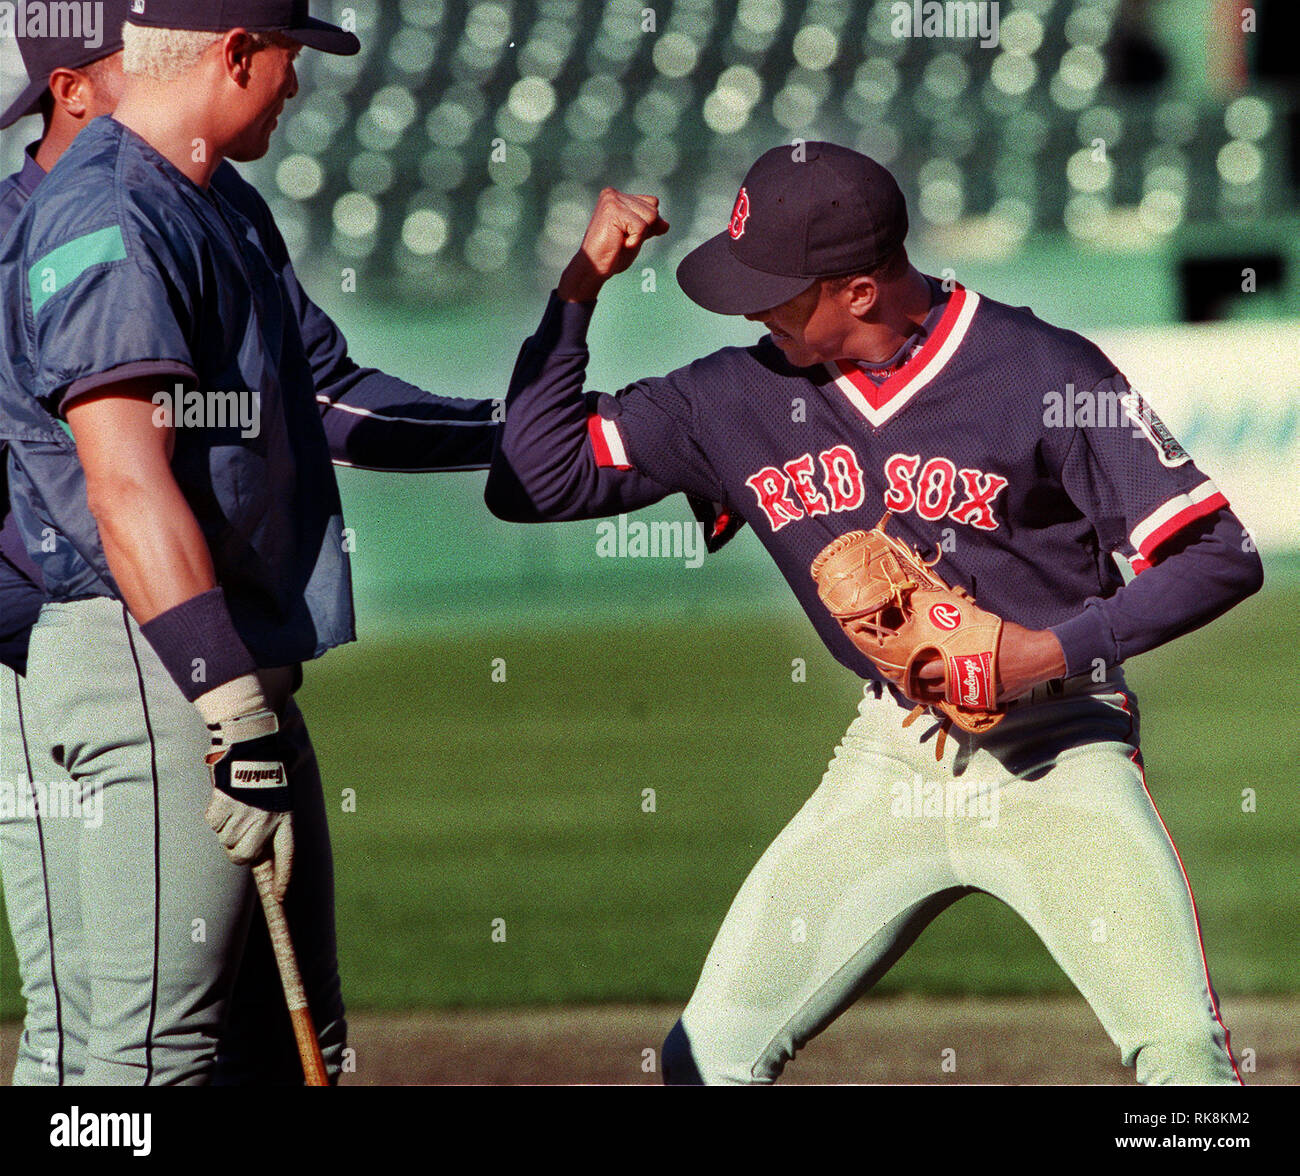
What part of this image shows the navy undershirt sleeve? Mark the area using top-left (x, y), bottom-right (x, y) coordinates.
top-left (292, 283), bottom-right (500, 473)
top-left (486, 294), bottom-right (680, 522)
top-left (1050, 508), bottom-right (1263, 676)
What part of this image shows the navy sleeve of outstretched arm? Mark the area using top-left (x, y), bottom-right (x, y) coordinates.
top-left (294, 290), bottom-right (499, 472)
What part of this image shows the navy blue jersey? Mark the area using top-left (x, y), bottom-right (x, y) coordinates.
top-left (0, 147), bottom-right (46, 673)
top-left (0, 132), bottom-right (498, 671)
top-left (0, 118), bottom-right (353, 665)
top-left (489, 288), bottom-right (1262, 687)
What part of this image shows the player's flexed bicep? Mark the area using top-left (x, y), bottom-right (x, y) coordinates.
top-left (1050, 372), bottom-right (1263, 675)
top-left (487, 188), bottom-right (732, 528)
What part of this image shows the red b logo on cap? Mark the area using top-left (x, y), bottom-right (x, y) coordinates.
top-left (728, 188), bottom-right (750, 240)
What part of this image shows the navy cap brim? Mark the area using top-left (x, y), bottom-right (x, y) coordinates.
top-left (289, 16), bottom-right (361, 55)
top-left (0, 77), bottom-right (47, 130)
top-left (677, 231), bottom-right (820, 316)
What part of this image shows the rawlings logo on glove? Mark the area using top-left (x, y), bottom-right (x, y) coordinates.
top-left (811, 512), bottom-right (1005, 757)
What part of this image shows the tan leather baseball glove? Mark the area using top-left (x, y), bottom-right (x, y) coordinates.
top-left (811, 512), bottom-right (1005, 759)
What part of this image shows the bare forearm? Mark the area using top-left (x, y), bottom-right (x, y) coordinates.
top-left (996, 624), bottom-right (1068, 702)
top-left (92, 479), bottom-right (216, 624)
top-left (556, 255), bottom-right (608, 305)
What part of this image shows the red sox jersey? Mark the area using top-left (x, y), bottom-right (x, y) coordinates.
top-left (488, 279), bottom-right (1258, 692)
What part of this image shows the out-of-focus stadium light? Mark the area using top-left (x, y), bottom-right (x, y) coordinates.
top-left (1225, 95), bottom-right (1271, 143)
top-left (924, 53), bottom-right (970, 103)
top-left (991, 51), bottom-right (1038, 97)
top-left (1067, 146), bottom-right (1114, 195)
top-left (732, 0), bottom-right (784, 55)
top-left (703, 65), bottom-right (763, 135)
top-left (277, 153), bottom-right (326, 201)
top-left (402, 207), bottom-right (450, 256)
top-left (1065, 4), bottom-right (1112, 49)
top-left (792, 25), bottom-right (840, 73)
top-left (1000, 9), bottom-right (1045, 56)
top-left (918, 157), bottom-right (965, 226)
top-left (173, 0), bottom-right (1294, 300)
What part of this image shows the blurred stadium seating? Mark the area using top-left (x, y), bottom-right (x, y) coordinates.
top-left (2, 1), bottom-right (1296, 315)
top-left (253, 1), bottom-right (1299, 311)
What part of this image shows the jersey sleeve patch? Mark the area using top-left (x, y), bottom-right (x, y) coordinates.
top-left (1121, 392), bottom-right (1190, 468)
top-left (28, 226), bottom-right (127, 317)
top-left (1129, 479), bottom-right (1228, 569)
top-left (587, 412), bottom-right (631, 470)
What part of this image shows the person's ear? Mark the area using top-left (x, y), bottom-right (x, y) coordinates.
top-left (47, 67), bottom-right (92, 120)
top-left (842, 275), bottom-right (880, 318)
top-left (223, 29), bottom-right (259, 86)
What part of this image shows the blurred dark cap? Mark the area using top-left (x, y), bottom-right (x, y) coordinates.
top-left (677, 142), bottom-right (910, 317)
top-left (0, 0), bottom-right (132, 129)
top-left (125, 0), bottom-right (360, 56)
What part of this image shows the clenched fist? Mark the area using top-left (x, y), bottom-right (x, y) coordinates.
top-left (557, 188), bottom-right (670, 303)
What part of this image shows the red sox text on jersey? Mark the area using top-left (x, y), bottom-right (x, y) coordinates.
top-left (744, 448), bottom-right (1009, 533)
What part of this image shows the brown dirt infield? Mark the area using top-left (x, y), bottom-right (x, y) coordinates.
top-left (3, 995), bottom-right (1296, 1085)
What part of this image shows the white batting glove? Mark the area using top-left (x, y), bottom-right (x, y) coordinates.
top-left (196, 677), bottom-right (295, 901)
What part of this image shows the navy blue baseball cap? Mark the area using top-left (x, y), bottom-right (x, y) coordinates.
top-left (0, 0), bottom-right (132, 129)
top-left (677, 142), bottom-right (910, 316)
top-left (125, 0), bottom-right (360, 56)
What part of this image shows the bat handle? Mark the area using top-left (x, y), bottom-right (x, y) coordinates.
top-left (252, 860), bottom-right (330, 1087)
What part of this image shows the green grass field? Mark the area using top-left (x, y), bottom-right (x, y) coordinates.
top-left (2, 582), bottom-right (1297, 1019)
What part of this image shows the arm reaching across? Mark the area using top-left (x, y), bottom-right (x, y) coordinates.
top-left (212, 164), bottom-right (500, 474)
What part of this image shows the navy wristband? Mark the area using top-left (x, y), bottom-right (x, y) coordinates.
top-left (139, 589), bottom-right (258, 702)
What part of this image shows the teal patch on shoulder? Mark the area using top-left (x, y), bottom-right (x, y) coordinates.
top-left (28, 225), bottom-right (127, 317)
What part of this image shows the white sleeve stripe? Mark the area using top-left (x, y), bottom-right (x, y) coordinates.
top-left (602, 417), bottom-right (630, 467)
top-left (1129, 479), bottom-right (1222, 552)
top-left (317, 396), bottom-right (494, 427)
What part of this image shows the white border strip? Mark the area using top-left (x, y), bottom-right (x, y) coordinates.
top-left (1130, 479), bottom-right (1221, 552)
top-left (600, 417), bottom-right (630, 467)
top-left (317, 396), bottom-right (493, 427)
top-left (826, 291), bottom-right (980, 428)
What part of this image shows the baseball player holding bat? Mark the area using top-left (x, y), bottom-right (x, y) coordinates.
top-left (0, 0), bottom-right (500, 1085)
top-left (487, 143), bottom-right (1264, 1084)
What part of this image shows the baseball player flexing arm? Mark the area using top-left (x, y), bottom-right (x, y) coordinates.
top-left (487, 143), bottom-right (1264, 1085)
top-left (0, 1), bottom-right (497, 1086)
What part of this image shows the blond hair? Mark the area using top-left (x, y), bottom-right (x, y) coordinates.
top-left (122, 24), bottom-right (281, 82)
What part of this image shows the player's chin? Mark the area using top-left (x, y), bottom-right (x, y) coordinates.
top-left (227, 130), bottom-right (278, 164)
top-left (770, 335), bottom-right (819, 368)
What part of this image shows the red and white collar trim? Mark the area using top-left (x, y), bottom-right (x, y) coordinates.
top-left (824, 285), bottom-right (979, 429)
